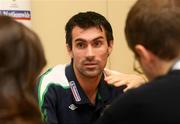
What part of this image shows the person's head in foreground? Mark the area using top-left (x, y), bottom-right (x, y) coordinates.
top-left (0, 15), bottom-right (46, 124)
top-left (125, 0), bottom-right (180, 80)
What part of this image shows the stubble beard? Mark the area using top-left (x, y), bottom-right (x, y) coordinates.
top-left (80, 68), bottom-right (102, 78)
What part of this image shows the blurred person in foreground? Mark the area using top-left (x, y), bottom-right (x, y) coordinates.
top-left (95, 0), bottom-right (180, 123)
top-left (0, 15), bottom-right (46, 124)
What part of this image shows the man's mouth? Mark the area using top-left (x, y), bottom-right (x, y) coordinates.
top-left (84, 62), bottom-right (97, 68)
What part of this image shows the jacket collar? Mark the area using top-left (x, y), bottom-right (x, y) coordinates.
top-left (65, 63), bottom-right (110, 105)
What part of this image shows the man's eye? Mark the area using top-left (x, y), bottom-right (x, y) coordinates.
top-left (76, 43), bottom-right (86, 49)
top-left (93, 41), bottom-right (102, 48)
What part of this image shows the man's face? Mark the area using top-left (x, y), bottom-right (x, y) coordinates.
top-left (68, 26), bottom-right (112, 78)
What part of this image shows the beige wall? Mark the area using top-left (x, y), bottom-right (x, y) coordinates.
top-left (31, 0), bottom-right (137, 73)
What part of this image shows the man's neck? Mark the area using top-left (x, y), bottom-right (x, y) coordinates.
top-left (155, 58), bottom-right (178, 77)
top-left (74, 69), bottom-right (102, 105)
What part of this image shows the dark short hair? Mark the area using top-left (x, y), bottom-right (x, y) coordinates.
top-left (65, 11), bottom-right (113, 49)
top-left (125, 0), bottom-right (180, 60)
top-left (0, 15), bottom-right (46, 123)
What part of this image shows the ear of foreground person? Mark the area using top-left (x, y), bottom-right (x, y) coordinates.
top-left (94, 0), bottom-right (180, 123)
top-left (0, 15), bottom-right (46, 124)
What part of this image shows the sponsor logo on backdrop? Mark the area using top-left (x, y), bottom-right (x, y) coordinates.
top-left (0, 10), bottom-right (31, 20)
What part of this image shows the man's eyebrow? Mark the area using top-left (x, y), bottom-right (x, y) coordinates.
top-left (74, 38), bottom-right (86, 42)
top-left (92, 36), bottom-right (104, 41)
top-left (75, 36), bottom-right (104, 42)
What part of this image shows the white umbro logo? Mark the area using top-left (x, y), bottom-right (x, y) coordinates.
top-left (69, 104), bottom-right (78, 110)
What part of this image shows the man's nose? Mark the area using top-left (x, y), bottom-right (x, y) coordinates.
top-left (86, 45), bottom-right (94, 56)
top-left (85, 46), bottom-right (95, 60)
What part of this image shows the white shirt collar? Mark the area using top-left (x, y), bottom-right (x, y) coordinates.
top-left (172, 60), bottom-right (180, 70)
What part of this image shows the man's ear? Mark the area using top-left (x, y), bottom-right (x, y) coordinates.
top-left (135, 44), bottom-right (154, 65)
top-left (135, 45), bottom-right (149, 60)
top-left (66, 44), bottom-right (73, 58)
top-left (107, 41), bottom-right (113, 56)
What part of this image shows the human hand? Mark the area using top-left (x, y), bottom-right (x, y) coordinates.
top-left (104, 68), bottom-right (147, 92)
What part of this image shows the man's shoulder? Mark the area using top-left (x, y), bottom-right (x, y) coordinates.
top-left (37, 64), bottom-right (71, 107)
top-left (39, 64), bottom-right (70, 89)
